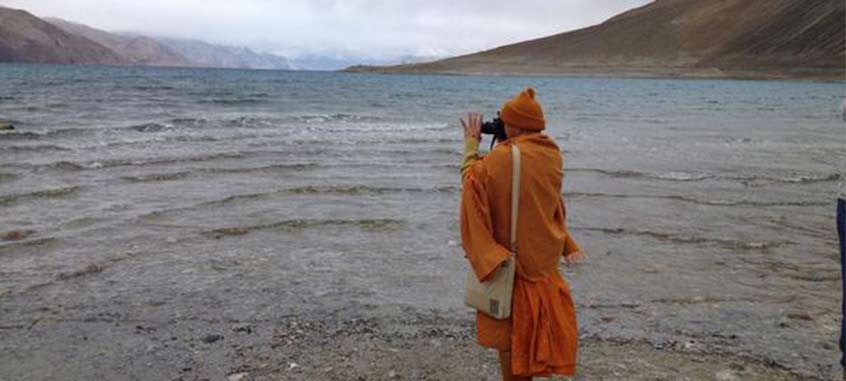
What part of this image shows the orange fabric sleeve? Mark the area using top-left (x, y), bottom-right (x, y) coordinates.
top-left (558, 197), bottom-right (582, 256)
top-left (460, 138), bottom-right (481, 178)
top-left (460, 164), bottom-right (512, 281)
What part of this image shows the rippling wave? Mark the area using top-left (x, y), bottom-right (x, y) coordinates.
top-left (31, 152), bottom-right (249, 172)
top-left (742, 173), bottom-right (841, 184)
top-left (203, 163), bottom-right (320, 174)
top-left (569, 167), bottom-right (841, 185)
top-left (128, 123), bottom-right (174, 133)
top-left (0, 237), bottom-right (59, 255)
top-left (0, 128), bottom-right (89, 141)
top-left (568, 168), bottom-right (713, 182)
top-left (200, 97), bottom-right (267, 105)
top-left (0, 113), bottom-right (399, 142)
top-left (204, 218), bottom-right (407, 238)
top-left (566, 192), bottom-right (828, 207)
top-left (0, 185), bottom-right (83, 206)
top-left (121, 172), bottom-right (192, 183)
top-left (575, 226), bottom-right (792, 251)
top-left (0, 144), bottom-right (73, 153)
top-left (284, 185), bottom-right (457, 195)
top-left (200, 185), bottom-right (456, 207)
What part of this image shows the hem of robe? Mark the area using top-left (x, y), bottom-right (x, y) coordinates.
top-left (512, 364), bottom-right (576, 377)
top-left (475, 271), bottom-right (578, 377)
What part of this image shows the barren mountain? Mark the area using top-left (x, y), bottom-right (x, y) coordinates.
top-left (0, 6), bottom-right (125, 64)
top-left (156, 38), bottom-right (293, 70)
top-left (350, 0), bottom-right (845, 80)
top-left (45, 18), bottom-right (192, 67)
top-left (0, 6), bottom-right (292, 70)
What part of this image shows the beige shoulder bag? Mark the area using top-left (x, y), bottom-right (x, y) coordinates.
top-left (464, 144), bottom-right (520, 320)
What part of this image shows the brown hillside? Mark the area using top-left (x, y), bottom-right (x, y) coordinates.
top-left (45, 18), bottom-right (193, 67)
top-left (0, 6), bottom-right (125, 64)
top-left (351, 0), bottom-right (845, 80)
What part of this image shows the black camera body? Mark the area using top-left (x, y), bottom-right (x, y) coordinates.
top-left (480, 114), bottom-right (506, 150)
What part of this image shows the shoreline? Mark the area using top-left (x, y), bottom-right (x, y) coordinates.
top-left (0, 311), bottom-right (820, 380)
top-left (0, 61), bottom-right (840, 84)
top-left (343, 65), bottom-right (845, 84)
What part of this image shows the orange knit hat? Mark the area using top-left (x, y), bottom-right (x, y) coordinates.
top-left (500, 87), bottom-right (545, 131)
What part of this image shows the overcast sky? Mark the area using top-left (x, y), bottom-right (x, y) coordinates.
top-left (1, 0), bottom-right (650, 59)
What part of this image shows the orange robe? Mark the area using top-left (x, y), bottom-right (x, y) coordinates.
top-left (460, 133), bottom-right (580, 377)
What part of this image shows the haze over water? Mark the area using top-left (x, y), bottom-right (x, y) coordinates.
top-left (0, 64), bottom-right (844, 377)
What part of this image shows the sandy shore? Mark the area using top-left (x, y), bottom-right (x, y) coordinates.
top-left (232, 317), bottom-right (810, 381)
top-left (0, 309), bottom-right (815, 381)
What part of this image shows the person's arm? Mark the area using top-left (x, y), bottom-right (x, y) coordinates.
top-left (460, 164), bottom-right (512, 281)
top-left (460, 112), bottom-right (483, 179)
top-left (558, 196), bottom-right (584, 264)
top-left (563, 232), bottom-right (583, 264)
top-left (460, 137), bottom-right (481, 178)
top-left (459, 111), bottom-right (510, 280)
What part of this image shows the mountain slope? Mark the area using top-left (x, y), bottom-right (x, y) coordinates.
top-left (351, 0), bottom-right (845, 80)
top-left (0, 6), bottom-right (125, 64)
top-left (0, 6), bottom-right (292, 70)
top-left (45, 18), bottom-right (192, 67)
top-left (157, 38), bottom-right (293, 70)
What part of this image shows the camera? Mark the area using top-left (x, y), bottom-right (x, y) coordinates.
top-left (480, 113), bottom-right (506, 150)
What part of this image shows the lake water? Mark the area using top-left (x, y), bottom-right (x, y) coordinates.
top-left (0, 64), bottom-right (844, 378)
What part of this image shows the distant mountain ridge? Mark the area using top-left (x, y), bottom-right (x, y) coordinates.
top-left (154, 37), bottom-right (292, 70)
top-left (350, 0), bottom-right (845, 81)
top-left (45, 18), bottom-right (192, 67)
top-left (0, 6), bottom-right (293, 70)
top-left (0, 7), bottom-right (126, 64)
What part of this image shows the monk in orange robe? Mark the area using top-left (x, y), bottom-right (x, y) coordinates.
top-left (460, 88), bottom-right (584, 380)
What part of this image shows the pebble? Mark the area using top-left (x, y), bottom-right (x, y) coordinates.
top-left (232, 323), bottom-right (254, 334)
top-left (202, 334), bottom-right (224, 344)
top-left (228, 373), bottom-right (249, 381)
top-left (786, 312), bottom-right (813, 322)
top-left (715, 369), bottom-right (741, 381)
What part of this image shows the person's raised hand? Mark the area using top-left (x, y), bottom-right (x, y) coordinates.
top-left (460, 111), bottom-right (482, 142)
top-left (564, 251), bottom-right (584, 265)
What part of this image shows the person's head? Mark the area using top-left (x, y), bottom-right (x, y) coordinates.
top-left (500, 87), bottom-right (545, 140)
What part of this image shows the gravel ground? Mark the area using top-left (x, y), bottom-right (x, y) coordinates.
top-left (216, 316), bottom-right (813, 381)
top-left (1, 308), bottom-right (814, 381)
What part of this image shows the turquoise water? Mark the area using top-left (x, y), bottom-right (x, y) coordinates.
top-left (0, 63), bottom-right (844, 378)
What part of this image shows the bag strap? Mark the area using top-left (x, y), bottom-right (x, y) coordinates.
top-left (510, 144), bottom-right (521, 253)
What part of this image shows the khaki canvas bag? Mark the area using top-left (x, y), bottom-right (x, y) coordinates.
top-left (464, 144), bottom-right (520, 320)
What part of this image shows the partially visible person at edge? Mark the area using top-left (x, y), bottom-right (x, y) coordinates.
top-left (459, 87), bottom-right (584, 381)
